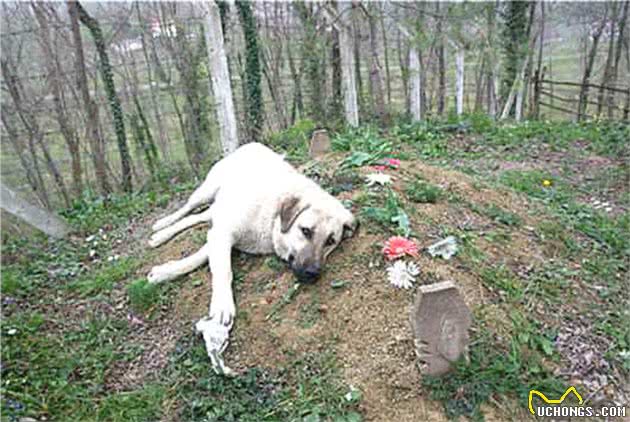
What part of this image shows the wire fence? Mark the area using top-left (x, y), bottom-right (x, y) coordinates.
top-left (1, 2), bottom-right (628, 210)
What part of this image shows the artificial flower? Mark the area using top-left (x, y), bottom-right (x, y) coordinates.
top-left (386, 260), bottom-right (420, 289)
top-left (382, 236), bottom-right (419, 261)
top-left (365, 173), bottom-right (393, 187)
top-left (386, 158), bottom-right (401, 168)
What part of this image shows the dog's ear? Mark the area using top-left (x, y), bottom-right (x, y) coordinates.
top-left (280, 196), bottom-right (310, 233)
top-left (342, 216), bottom-right (359, 240)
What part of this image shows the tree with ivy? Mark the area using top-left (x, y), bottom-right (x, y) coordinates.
top-left (236, 1), bottom-right (263, 142)
top-left (500, 1), bottom-right (529, 113)
top-left (294, 2), bottom-right (326, 123)
top-left (76, 2), bottom-right (133, 192)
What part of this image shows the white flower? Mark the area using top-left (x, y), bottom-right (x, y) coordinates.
top-left (365, 173), bottom-right (393, 187)
top-left (386, 260), bottom-right (420, 289)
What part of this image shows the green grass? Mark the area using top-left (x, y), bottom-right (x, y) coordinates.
top-left (2, 312), bottom-right (133, 420)
top-left (405, 179), bottom-right (444, 203)
top-left (473, 203), bottom-right (522, 227)
top-left (127, 278), bottom-right (169, 314)
top-left (499, 169), bottom-right (629, 257)
top-left (67, 258), bottom-right (140, 297)
top-left (2, 118), bottom-right (628, 421)
top-left (359, 188), bottom-right (411, 236)
top-left (165, 337), bottom-right (361, 422)
top-left (424, 319), bottom-right (565, 421)
top-left (480, 265), bottom-right (524, 302)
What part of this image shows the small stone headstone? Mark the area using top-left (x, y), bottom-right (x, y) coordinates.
top-left (410, 281), bottom-right (471, 376)
top-left (309, 129), bottom-right (331, 158)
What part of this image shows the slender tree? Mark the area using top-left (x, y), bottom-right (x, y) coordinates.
top-left (203, 0), bottom-right (239, 154)
top-left (76, 1), bottom-right (132, 192)
top-left (578, 5), bottom-right (609, 121)
top-left (337, 1), bottom-right (359, 126)
top-left (436, 2), bottom-right (446, 116)
top-left (32, 3), bottom-right (83, 196)
top-left (69, 0), bottom-right (113, 196)
top-left (295, 2), bottom-right (325, 122)
top-left (500, 1), bottom-right (529, 115)
top-left (2, 59), bottom-right (71, 208)
top-left (608, 1), bottom-right (629, 118)
top-left (236, 1), bottom-right (264, 141)
top-left (364, 4), bottom-right (386, 122)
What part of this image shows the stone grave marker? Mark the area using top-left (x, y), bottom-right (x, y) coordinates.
top-left (410, 281), bottom-right (471, 376)
top-left (309, 129), bottom-right (331, 158)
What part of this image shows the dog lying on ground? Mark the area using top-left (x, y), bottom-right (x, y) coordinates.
top-left (147, 143), bottom-right (358, 372)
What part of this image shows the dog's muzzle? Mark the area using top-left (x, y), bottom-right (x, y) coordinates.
top-left (292, 264), bottom-right (321, 284)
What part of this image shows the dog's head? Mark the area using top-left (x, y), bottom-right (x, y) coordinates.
top-left (274, 194), bottom-right (358, 284)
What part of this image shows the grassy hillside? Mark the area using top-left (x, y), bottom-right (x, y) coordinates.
top-left (1, 117), bottom-right (628, 421)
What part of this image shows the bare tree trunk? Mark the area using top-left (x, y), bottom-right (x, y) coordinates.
top-left (287, 41), bottom-right (303, 125)
top-left (609, 1), bottom-right (629, 119)
top-left (1, 183), bottom-right (70, 238)
top-left (366, 5), bottom-right (386, 121)
top-left (136, 2), bottom-right (171, 161)
top-left (532, 1), bottom-right (545, 119)
top-left (331, 26), bottom-right (342, 117)
top-left (337, 1), bottom-right (359, 126)
top-left (397, 31), bottom-right (410, 113)
top-left (597, 3), bottom-right (619, 117)
top-left (518, 1), bottom-right (537, 121)
top-left (68, 1), bottom-right (111, 196)
top-left (1, 60), bottom-right (71, 208)
top-left (352, 13), bottom-right (364, 116)
top-left (147, 26), bottom-right (188, 147)
top-left (455, 44), bottom-right (465, 116)
top-left (77, 1), bottom-right (133, 192)
top-left (261, 50), bottom-right (288, 130)
top-left (474, 58), bottom-right (486, 112)
top-left (33, 3), bottom-right (83, 197)
top-left (578, 8), bottom-right (608, 121)
top-left (380, 6), bottom-right (392, 106)
top-left (486, 2), bottom-right (498, 117)
top-left (436, 2), bottom-right (446, 116)
top-left (1, 113), bottom-right (49, 208)
top-left (408, 46), bottom-right (422, 121)
top-left (501, 52), bottom-right (532, 120)
top-left (202, 0), bottom-right (239, 154)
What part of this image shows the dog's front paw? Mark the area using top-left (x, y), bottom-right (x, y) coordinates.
top-left (195, 316), bottom-right (234, 376)
top-left (152, 216), bottom-right (173, 232)
top-left (209, 293), bottom-right (235, 327)
top-left (148, 232), bottom-right (167, 248)
top-left (147, 264), bottom-right (172, 284)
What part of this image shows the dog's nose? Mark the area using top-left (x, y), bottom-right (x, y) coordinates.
top-left (294, 264), bottom-right (321, 283)
top-left (304, 264), bottom-right (320, 279)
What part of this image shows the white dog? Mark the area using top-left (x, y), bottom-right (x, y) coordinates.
top-left (147, 143), bottom-right (357, 372)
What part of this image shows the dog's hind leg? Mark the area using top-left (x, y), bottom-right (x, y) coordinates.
top-left (149, 207), bottom-right (213, 248)
top-left (148, 243), bottom-right (210, 284)
top-left (152, 176), bottom-right (220, 232)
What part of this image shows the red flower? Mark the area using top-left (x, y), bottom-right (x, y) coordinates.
top-left (382, 236), bottom-right (419, 261)
top-left (386, 158), bottom-right (401, 168)
top-left (372, 165), bottom-right (387, 172)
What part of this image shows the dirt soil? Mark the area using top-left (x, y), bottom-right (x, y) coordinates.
top-left (105, 152), bottom-right (601, 421)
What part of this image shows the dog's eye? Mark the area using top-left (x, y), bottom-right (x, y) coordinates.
top-left (301, 227), bottom-right (313, 239)
top-left (325, 235), bottom-right (336, 247)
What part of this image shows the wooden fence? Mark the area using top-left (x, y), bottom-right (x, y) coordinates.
top-left (534, 78), bottom-right (630, 121)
